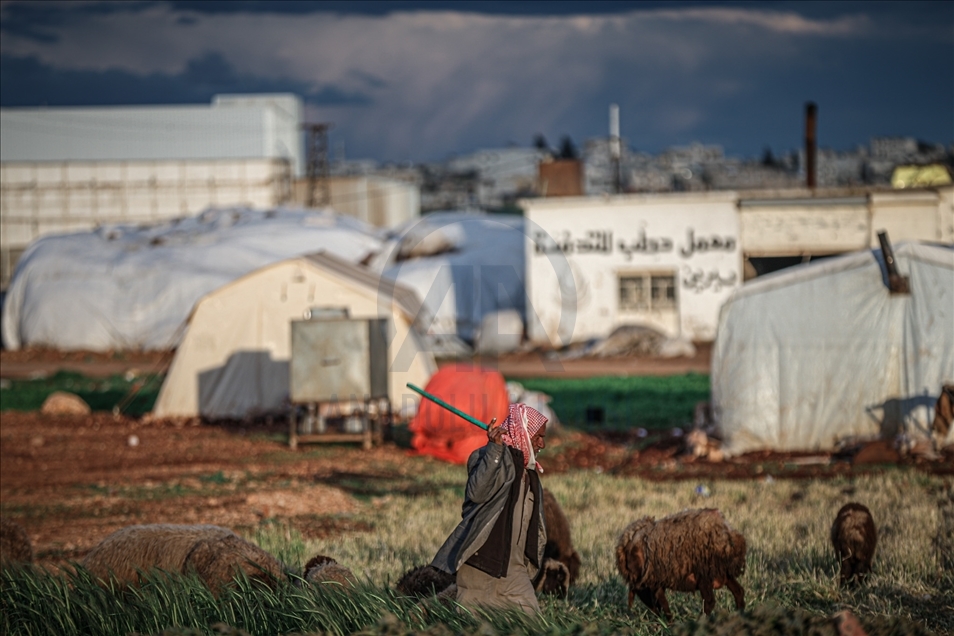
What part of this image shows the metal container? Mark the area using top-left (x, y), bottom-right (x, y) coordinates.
top-left (290, 317), bottom-right (389, 403)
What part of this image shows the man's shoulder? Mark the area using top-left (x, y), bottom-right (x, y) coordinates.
top-left (467, 442), bottom-right (510, 468)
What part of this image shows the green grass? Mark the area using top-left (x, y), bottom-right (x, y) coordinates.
top-left (0, 370), bottom-right (163, 416)
top-left (4, 468), bottom-right (948, 636)
top-left (514, 374), bottom-right (710, 431)
top-left (0, 371), bottom-right (707, 432)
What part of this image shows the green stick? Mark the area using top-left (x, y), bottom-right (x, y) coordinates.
top-left (406, 382), bottom-right (490, 430)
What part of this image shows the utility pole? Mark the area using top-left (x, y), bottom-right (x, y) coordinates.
top-left (804, 102), bottom-right (817, 189)
top-left (609, 104), bottom-right (621, 194)
top-left (303, 122), bottom-right (332, 207)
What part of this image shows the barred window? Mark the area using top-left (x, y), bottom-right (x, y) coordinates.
top-left (619, 273), bottom-right (676, 312)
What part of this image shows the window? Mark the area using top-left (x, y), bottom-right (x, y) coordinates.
top-left (619, 273), bottom-right (677, 312)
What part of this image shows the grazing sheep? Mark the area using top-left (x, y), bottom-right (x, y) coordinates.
top-left (933, 384), bottom-right (954, 446)
top-left (538, 488), bottom-right (582, 590)
top-left (0, 518), bottom-right (33, 566)
top-left (80, 524), bottom-right (286, 594)
top-left (831, 503), bottom-right (877, 586)
top-left (304, 553), bottom-right (358, 589)
top-left (396, 564), bottom-right (456, 599)
top-left (534, 557), bottom-right (570, 597)
top-left (616, 508), bottom-right (746, 619)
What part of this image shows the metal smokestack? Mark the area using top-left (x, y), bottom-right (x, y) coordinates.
top-left (609, 104), bottom-right (621, 193)
top-left (805, 101), bottom-right (817, 189)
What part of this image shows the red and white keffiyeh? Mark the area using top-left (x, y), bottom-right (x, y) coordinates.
top-left (500, 403), bottom-right (548, 473)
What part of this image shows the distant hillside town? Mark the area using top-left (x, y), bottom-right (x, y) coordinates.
top-left (336, 135), bottom-right (954, 212)
top-left (2, 93), bottom-right (952, 291)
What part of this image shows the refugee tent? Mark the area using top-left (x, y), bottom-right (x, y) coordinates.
top-left (1, 207), bottom-right (383, 351)
top-left (408, 365), bottom-right (510, 464)
top-left (712, 242), bottom-right (954, 456)
top-left (369, 211), bottom-right (527, 348)
top-left (152, 251), bottom-right (436, 419)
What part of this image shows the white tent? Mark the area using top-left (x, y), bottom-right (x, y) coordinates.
top-left (1, 207), bottom-right (383, 351)
top-left (712, 242), bottom-right (954, 455)
top-left (152, 252), bottom-right (436, 420)
top-left (369, 211), bottom-right (528, 344)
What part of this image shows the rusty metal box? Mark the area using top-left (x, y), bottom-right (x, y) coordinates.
top-left (290, 317), bottom-right (389, 403)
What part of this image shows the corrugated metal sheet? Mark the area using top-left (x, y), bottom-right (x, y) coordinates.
top-left (0, 93), bottom-right (302, 174)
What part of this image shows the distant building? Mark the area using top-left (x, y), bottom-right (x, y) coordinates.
top-left (446, 148), bottom-right (547, 209)
top-left (291, 175), bottom-right (420, 229)
top-left (521, 185), bottom-right (954, 345)
top-left (1, 94), bottom-right (303, 174)
top-left (0, 94), bottom-right (304, 288)
top-left (538, 158), bottom-right (584, 197)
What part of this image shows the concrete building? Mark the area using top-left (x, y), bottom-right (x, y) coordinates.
top-left (521, 185), bottom-right (953, 346)
top-left (0, 94), bottom-right (303, 288)
top-left (291, 175), bottom-right (420, 229)
top-left (446, 148), bottom-right (548, 209)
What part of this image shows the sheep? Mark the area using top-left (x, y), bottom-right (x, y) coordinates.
top-left (303, 553), bottom-right (358, 589)
top-left (933, 384), bottom-right (954, 446)
top-left (831, 502), bottom-right (877, 586)
top-left (0, 518), bottom-right (33, 566)
top-left (80, 524), bottom-right (286, 594)
top-left (395, 564), bottom-right (456, 599)
top-left (534, 557), bottom-right (570, 597)
top-left (616, 508), bottom-right (746, 619)
top-left (537, 488), bottom-right (581, 593)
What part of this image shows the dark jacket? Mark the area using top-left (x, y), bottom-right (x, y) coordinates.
top-left (431, 442), bottom-right (547, 578)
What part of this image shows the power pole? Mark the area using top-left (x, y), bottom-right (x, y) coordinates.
top-left (303, 122), bottom-right (332, 207)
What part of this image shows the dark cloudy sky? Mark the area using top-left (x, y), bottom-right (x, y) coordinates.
top-left (1, 1), bottom-right (951, 163)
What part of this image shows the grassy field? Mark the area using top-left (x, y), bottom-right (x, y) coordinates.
top-left (0, 371), bottom-right (163, 417)
top-left (0, 371), bottom-right (707, 430)
top-left (517, 374), bottom-right (709, 431)
top-left (2, 467), bottom-right (950, 635)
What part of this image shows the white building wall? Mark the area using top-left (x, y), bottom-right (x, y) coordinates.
top-left (1, 93), bottom-right (303, 175)
top-left (738, 186), bottom-right (954, 256)
top-left (0, 158), bottom-right (292, 287)
top-left (295, 175), bottom-right (421, 229)
top-left (523, 192), bottom-right (741, 345)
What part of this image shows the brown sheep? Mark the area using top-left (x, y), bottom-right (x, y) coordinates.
top-left (933, 384), bottom-right (954, 445)
top-left (537, 488), bottom-right (581, 592)
top-left (831, 502), bottom-right (877, 586)
top-left (395, 564), bottom-right (455, 599)
top-left (80, 524), bottom-right (286, 594)
top-left (303, 553), bottom-right (358, 589)
top-left (534, 557), bottom-right (570, 597)
top-left (616, 508), bottom-right (746, 619)
top-left (0, 518), bottom-right (33, 566)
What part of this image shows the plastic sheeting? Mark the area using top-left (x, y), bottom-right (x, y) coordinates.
top-left (371, 212), bottom-right (527, 344)
top-left (1, 207), bottom-right (383, 351)
top-left (408, 365), bottom-right (510, 464)
top-left (712, 242), bottom-right (954, 455)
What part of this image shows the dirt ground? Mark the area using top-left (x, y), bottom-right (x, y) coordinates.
top-left (2, 409), bottom-right (951, 570)
top-left (0, 344), bottom-right (713, 379)
top-left (1, 345), bottom-right (951, 570)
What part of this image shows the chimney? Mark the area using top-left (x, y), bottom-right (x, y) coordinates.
top-left (805, 102), bottom-right (817, 189)
top-left (877, 230), bottom-right (910, 294)
top-left (609, 104), bottom-right (621, 193)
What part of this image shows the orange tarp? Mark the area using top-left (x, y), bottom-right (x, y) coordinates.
top-left (408, 365), bottom-right (510, 464)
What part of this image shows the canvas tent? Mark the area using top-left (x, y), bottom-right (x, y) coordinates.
top-left (712, 242), bottom-right (954, 456)
top-left (152, 252), bottom-right (436, 419)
